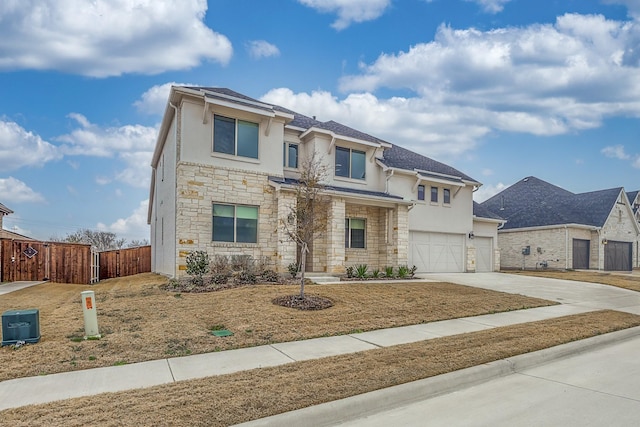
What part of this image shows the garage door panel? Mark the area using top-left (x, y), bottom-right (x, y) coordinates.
top-left (410, 232), bottom-right (464, 273)
top-left (604, 241), bottom-right (632, 271)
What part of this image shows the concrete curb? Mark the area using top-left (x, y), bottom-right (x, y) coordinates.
top-left (235, 325), bottom-right (640, 427)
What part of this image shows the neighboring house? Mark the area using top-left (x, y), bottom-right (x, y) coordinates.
top-left (0, 202), bottom-right (32, 240)
top-left (148, 86), bottom-right (499, 278)
top-left (481, 177), bottom-right (640, 271)
top-left (628, 191), bottom-right (640, 224)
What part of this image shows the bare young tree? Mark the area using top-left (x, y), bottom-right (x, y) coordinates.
top-left (281, 150), bottom-right (329, 298)
top-left (50, 229), bottom-right (127, 251)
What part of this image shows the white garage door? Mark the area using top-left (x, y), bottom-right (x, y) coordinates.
top-left (475, 237), bottom-right (493, 272)
top-left (409, 232), bottom-right (464, 273)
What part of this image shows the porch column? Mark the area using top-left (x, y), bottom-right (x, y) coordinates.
top-left (326, 197), bottom-right (346, 274)
top-left (388, 204), bottom-right (409, 266)
top-left (276, 191), bottom-right (297, 273)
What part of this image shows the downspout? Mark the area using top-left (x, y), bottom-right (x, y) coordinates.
top-left (169, 101), bottom-right (178, 278)
top-left (385, 169), bottom-right (394, 193)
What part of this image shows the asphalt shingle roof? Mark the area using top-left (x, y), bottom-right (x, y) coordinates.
top-left (473, 201), bottom-right (504, 221)
top-left (269, 177), bottom-right (404, 201)
top-left (181, 86), bottom-right (478, 184)
top-left (480, 176), bottom-right (624, 230)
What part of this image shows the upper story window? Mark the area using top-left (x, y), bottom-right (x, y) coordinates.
top-left (283, 142), bottom-right (299, 168)
top-left (335, 147), bottom-right (366, 180)
top-left (212, 203), bottom-right (258, 243)
top-left (443, 188), bottom-right (451, 204)
top-left (213, 114), bottom-right (259, 159)
top-left (431, 186), bottom-right (438, 203)
top-left (417, 185), bottom-right (425, 201)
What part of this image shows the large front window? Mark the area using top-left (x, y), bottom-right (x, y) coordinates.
top-left (335, 147), bottom-right (366, 179)
top-left (213, 115), bottom-right (259, 159)
top-left (345, 218), bottom-right (366, 248)
top-left (212, 204), bottom-right (258, 243)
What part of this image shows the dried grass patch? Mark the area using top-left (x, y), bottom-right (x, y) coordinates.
top-left (2, 310), bottom-right (639, 426)
top-left (508, 270), bottom-right (640, 292)
top-left (0, 273), bottom-right (553, 381)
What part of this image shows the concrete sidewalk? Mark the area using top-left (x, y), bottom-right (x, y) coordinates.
top-left (0, 281), bottom-right (46, 296)
top-left (1, 272), bottom-right (640, 413)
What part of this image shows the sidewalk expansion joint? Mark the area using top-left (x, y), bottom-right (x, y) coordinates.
top-left (349, 335), bottom-right (384, 348)
top-left (166, 359), bottom-right (177, 382)
top-left (269, 345), bottom-right (298, 362)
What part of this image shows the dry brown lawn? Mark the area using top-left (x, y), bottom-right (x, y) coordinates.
top-left (0, 273), bottom-right (553, 381)
top-left (2, 310), bottom-right (638, 426)
top-left (507, 269), bottom-right (640, 292)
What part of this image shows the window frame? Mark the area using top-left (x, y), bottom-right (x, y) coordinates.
top-left (417, 184), bottom-right (425, 201)
top-left (212, 203), bottom-right (259, 243)
top-left (345, 217), bottom-right (366, 249)
top-left (443, 188), bottom-right (451, 204)
top-left (212, 114), bottom-right (259, 159)
top-left (431, 186), bottom-right (438, 203)
top-left (283, 142), bottom-right (299, 169)
top-left (335, 146), bottom-right (366, 180)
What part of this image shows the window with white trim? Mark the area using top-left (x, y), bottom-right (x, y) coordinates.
top-left (418, 184), bottom-right (425, 201)
top-left (212, 203), bottom-right (258, 243)
top-left (213, 114), bottom-right (259, 159)
top-left (431, 186), bottom-right (438, 203)
top-left (335, 147), bottom-right (366, 179)
top-left (443, 188), bottom-right (451, 204)
top-left (283, 142), bottom-right (298, 168)
top-left (345, 218), bottom-right (366, 249)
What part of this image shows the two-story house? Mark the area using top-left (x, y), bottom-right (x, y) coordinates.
top-left (148, 86), bottom-right (500, 277)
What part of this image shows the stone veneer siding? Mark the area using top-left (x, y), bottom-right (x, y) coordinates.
top-left (498, 227), bottom-right (593, 270)
top-left (174, 162), bottom-right (287, 275)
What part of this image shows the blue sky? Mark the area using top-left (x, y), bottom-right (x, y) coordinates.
top-left (1, 0), bottom-right (639, 242)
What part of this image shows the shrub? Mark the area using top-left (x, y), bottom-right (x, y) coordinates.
top-left (371, 269), bottom-right (381, 279)
top-left (210, 255), bottom-right (230, 274)
top-left (211, 273), bottom-right (229, 285)
top-left (355, 264), bottom-right (369, 279)
top-left (287, 262), bottom-right (299, 278)
top-left (230, 255), bottom-right (254, 272)
top-left (397, 265), bottom-right (409, 279)
top-left (186, 250), bottom-right (210, 286)
top-left (409, 265), bottom-right (418, 278)
top-left (345, 266), bottom-right (354, 278)
top-left (261, 269), bottom-right (279, 283)
top-left (384, 266), bottom-right (395, 278)
top-left (235, 270), bottom-right (257, 285)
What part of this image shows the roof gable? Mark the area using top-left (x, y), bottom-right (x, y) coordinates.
top-left (481, 176), bottom-right (627, 230)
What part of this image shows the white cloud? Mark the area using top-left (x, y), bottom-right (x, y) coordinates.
top-left (57, 114), bottom-right (157, 188)
top-left (466, 0), bottom-right (511, 14)
top-left (482, 169), bottom-right (494, 176)
top-left (338, 14), bottom-right (640, 138)
top-left (97, 199), bottom-right (149, 241)
top-left (0, 177), bottom-right (46, 203)
top-left (634, 155), bottom-right (640, 168)
top-left (605, 0), bottom-right (640, 19)
top-left (297, 0), bottom-right (391, 30)
top-left (246, 40), bottom-right (280, 59)
top-left (0, 120), bottom-right (62, 172)
top-left (262, 88), bottom-right (487, 158)
top-left (601, 144), bottom-right (630, 159)
top-left (0, 0), bottom-right (232, 77)
top-left (134, 82), bottom-right (188, 116)
top-left (473, 182), bottom-right (506, 203)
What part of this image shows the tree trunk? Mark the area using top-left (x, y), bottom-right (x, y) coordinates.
top-left (299, 242), bottom-right (308, 298)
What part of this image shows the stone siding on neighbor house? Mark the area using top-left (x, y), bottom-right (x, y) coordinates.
top-left (174, 162), bottom-right (284, 275)
top-left (600, 205), bottom-right (639, 269)
top-left (499, 227), bottom-right (593, 270)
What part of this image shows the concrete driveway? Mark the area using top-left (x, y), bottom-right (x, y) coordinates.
top-left (421, 272), bottom-right (640, 315)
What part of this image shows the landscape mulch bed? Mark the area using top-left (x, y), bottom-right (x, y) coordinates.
top-left (2, 310), bottom-right (638, 426)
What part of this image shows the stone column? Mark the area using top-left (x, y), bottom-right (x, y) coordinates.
top-left (387, 205), bottom-right (409, 266)
top-left (276, 191), bottom-right (298, 273)
top-left (326, 197), bottom-right (346, 274)
top-left (466, 245), bottom-right (476, 272)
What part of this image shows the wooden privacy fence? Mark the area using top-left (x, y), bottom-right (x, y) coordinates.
top-left (0, 239), bottom-right (92, 284)
top-left (99, 246), bottom-right (151, 280)
top-left (0, 239), bottom-right (151, 284)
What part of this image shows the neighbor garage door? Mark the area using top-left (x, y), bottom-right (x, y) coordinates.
top-left (604, 240), bottom-right (632, 271)
top-left (409, 232), bottom-right (464, 273)
top-left (475, 237), bottom-right (493, 272)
